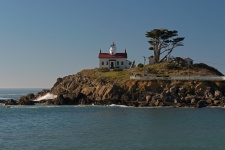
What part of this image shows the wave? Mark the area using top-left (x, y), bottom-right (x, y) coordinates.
top-left (0, 97), bottom-right (11, 100)
top-left (107, 104), bottom-right (129, 108)
top-left (34, 93), bottom-right (57, 101)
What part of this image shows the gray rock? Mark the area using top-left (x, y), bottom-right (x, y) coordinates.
top-left (146, 95), bottom-right (151, 102)
top-left (191, 98), bottom-right (197, 104)
top-left (5, 99), bottom-right (17, 105)
top-left (214, 90), bottom-right (223, 99)
top-left (170, 86), bottom-right (178, 94)
top-left (214, 100), bottom-right (221, 105)
top-left (196, 100), bottom-right (206, 108)
top-left (179, 87), bottom-right (186, 93)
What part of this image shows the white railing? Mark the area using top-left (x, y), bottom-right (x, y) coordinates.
top-left (130, 76), bottom-right (225, 81)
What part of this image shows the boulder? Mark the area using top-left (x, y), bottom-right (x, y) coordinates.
top-left (179, 87), bottom-right (186, 93)
top-left (195, 83), bottom-right (209, 96)
top-left (121, 94), bottom-right (130, 101)
top-left (174, 99), bottom-right (179, 104)
top-left (170, 86), bottom-right (178, 94)
top-left (155, 100), bottom-right (160, 106)
top-left (5, 99), bottom-right (17, 105)
top-left (159, 102), bottom-right (165, 106)
top-left (196, 100), bottom-right (207, 108)
top-left (205, 92), bottom-right (214, 99)
top-left (0, 99), bottom-right (5, 103)
top-left (191, 98), bottom-right (197, 104)
top-left (213, 100), bottom-right (221, 105)
top-left (139, 102), bottom-right (149, 107)
top-left (185, 96), bottom-right (192, 103)
top-left (50, 94), bottom-right (80, 105)
top-left (214, 90), bottom-right (223, 99)
top-left (160, 90), bottom-right (166, 98)
top-left (176, 103), bottom-right (185, 107)
top-left (178, 92), bottom-right (186, 97)
top-left (206, 99), bottom-right (213, 104)
top-left (146, 95), bottom-right (151, 102)
top-left (18, 93), bottom-right (35, 105)
top-left (133, 102), bottom-right (139, 107)
top-left (162, 96), bottom-right (173, 102)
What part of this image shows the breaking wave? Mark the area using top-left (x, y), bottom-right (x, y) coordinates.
top-left (34, 93), bottom-right (57, 101)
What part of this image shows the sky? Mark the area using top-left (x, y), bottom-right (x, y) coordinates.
top-left (0, 0), bottom-right (225, 88)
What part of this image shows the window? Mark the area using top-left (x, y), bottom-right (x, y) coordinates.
top-left (102, 61), bottom-right (104, 65)
top-left (106, 61), bottom-right (108, 65)
top-left (117, 61), bottom-right (119, 65)
top-left (121, 61), bottom-right (124, 65)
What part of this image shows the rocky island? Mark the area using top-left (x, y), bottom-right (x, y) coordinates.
top-left (3, 60), bottom-right (225, 108)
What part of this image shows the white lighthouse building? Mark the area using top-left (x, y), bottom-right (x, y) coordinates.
top-left (98, 42), bottom-right (132, 69)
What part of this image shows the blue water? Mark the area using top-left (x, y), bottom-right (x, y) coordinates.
top-left (0, 88), bottom-right (43, 100)
top-left (1, 89), bottom-right (225, 150)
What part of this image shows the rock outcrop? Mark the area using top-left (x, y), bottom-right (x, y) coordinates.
top-left (5, 99), bottom-right (18, 105)
top-left (17, 93), bottom-right (35, 105)
top-left (46, 70), bottom-right (225, 108)
top-left (14, 69), bottom-right (225, 108)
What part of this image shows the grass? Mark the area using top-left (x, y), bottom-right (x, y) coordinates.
top-left (77, 61), bottom-right (223, 84)
top-left (144, 62), bottom-right (223, 76)
top-left (98, 69), bottom-right (132, 82)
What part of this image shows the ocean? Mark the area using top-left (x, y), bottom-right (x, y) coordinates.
top-left (1, 88), bottom-right (225, 150)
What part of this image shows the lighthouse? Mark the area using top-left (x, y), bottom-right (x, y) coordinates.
top-left (109, 42), bottom-right (116, 55)
top-left (98, 42), bottom-right (132, 69)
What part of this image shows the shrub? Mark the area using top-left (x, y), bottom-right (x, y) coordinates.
top-left (138, 63), bottom-right (144, 68)
top-left (193, 63), bottom-right (224, 76)
top-left (98, 67), bottom-right (110, 72)
top-left (113, 67), bottom-right (122, 71)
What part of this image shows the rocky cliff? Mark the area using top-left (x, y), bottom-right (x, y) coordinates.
top-left (47, 69), bottom-right (225, 108)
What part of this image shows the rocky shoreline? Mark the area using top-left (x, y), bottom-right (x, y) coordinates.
top-left (1, 71), bottom-right (225, 108)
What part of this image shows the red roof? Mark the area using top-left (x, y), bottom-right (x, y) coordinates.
top-left (98, 53), bottom-right (127, 58)
top-left (183, 58), bottom-right (193, 61)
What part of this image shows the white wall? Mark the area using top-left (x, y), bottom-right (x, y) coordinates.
top-left (149, 56), bottom-right (154, 64)
top-left (99, 58), bottom-right (130, 69)
top-left (99, 58), bottom-right (110, 68)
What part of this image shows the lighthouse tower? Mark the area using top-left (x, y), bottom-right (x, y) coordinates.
top-left (109, 42), bottom-right (116, 55)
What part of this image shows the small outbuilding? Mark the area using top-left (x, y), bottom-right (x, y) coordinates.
top-left (183, 57), bottom-right (194, 65)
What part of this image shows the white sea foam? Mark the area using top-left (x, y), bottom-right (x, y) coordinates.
top-left (34, 93), bottom-right (57, 101)
top-left (108, 104), bottom-right (129, 107)
top-left (0, 97), bottom-right (11, 100)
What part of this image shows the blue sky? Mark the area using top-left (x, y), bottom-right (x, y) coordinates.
top-left (0, 0), bottom-right (225, 88)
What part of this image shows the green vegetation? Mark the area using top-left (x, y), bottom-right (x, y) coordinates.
top-left (78, 59), bottom-right (223, 85)
top-left (98, 67), bottom-right (110, 72)
top-left (145, 28), bottom-right (185, 63)
top-left (78, 68), bottom-right (133, 82)
top-left (144, 61), bottom-right (223, 76)
top-left (137, 63), bottom-right (144, 68)
top-left (193, 63), bottom-right (223, 76)
top-left (113, 67), bottom-right (123, 71)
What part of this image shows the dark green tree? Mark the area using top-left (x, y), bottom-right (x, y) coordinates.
top-left (137, 63), bottom-right (144, 68)
top-left (145, 28), bottom-right (185, 63)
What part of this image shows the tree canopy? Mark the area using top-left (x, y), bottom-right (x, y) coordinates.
top-left (145, 28), bottom-right (185, 63)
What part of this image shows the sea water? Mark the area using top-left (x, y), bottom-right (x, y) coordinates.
top-left (0, 88), bottom-right (42, 100)
top-left (1, 89), bottom-right (225, 150)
